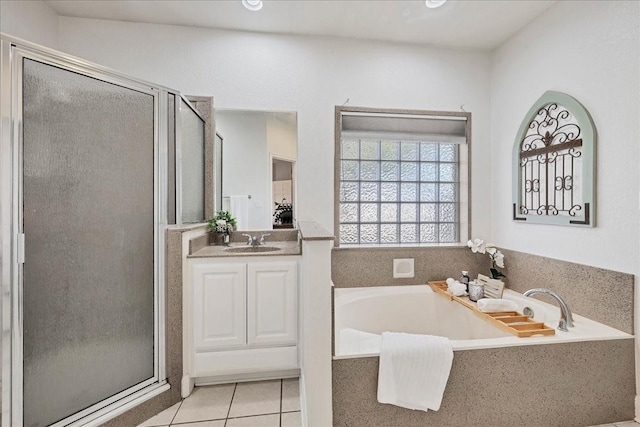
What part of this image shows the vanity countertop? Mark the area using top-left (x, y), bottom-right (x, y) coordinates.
top-left (188, 240), bottom-right (301, 258)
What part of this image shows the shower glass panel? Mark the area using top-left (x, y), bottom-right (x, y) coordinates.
top-left (215, 133), bottom-right (223, 212)
top-left (168, 93), bottom-right (177, 224)
top-left (180, 99), bottom-right (205, 223)
top-left (22, 58), bottom-right (155, 427)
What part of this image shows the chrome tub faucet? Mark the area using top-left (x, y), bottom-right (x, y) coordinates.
top-left (523, 288), bottom-right (574, 332)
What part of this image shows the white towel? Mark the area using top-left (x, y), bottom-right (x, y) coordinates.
top-left (377, 332), bottom-right (453, 412)
top-left (229, 195), bottom-right (249, 230)
top-left (476, 298), bottom-right (518, 313)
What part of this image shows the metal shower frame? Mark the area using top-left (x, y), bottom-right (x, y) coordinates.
top-left (0, 33), bottom-right (202, 426)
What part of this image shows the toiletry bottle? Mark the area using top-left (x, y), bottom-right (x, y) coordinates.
top-left (460, 270), bottom-right (470, 292)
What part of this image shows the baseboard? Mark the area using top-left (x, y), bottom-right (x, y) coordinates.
top-left (181, 374), bottom-right (194, 399)
top-left (299, 373), bottom-right (307, 427)
top-left (193, 346), bottom-right (298, 376)
top-left (194, 369), bottom-right (300, 386)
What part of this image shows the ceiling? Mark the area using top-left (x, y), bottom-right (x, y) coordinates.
top-left (46, 0), bottom-right (556, 51)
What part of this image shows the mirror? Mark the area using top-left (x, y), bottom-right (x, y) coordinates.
top-left (215, 110), bottom-right (297, 231)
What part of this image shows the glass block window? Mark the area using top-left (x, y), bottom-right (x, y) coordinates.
top-left (336, 108), bottom-right (470, 246)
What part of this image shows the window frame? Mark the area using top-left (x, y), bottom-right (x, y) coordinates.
top-left (334, 106), bottom-right (472, 247)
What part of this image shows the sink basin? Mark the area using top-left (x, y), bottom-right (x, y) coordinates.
top-left (225, 246), bottom-right (282, 253)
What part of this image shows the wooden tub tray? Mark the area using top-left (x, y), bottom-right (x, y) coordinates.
top-left (427, 280), bottom-right (555, 338)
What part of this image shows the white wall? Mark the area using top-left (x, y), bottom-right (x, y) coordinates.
top-left (56, 17), bottom-right (493, 235)
top-left (216, 111), bottom-right (271, 230)
top-left (490, 0), bottom-right (640, 275)
top-left (267, 115), bottom-right (297, 162)
top-left (0, 0), bottom-right (58, 48)
top-left (490, 0), bottom-right (640, 402)
top-left (267, 115), bottom-right (297, 213)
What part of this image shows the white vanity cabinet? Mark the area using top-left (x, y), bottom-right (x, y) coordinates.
top-left (247, 262), bottom-right (297, 346)
top-left (188, 257), bottom-right (299, 380)
top-left (193, 263), bottom-right (247, 351)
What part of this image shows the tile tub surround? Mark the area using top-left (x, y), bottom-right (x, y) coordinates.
top-left (495, 248), bottom-right (634, 334)
top-left (332, 245), bottom-right (634, 334)
top-left (331, 246), bottom-right (485, 287)
top-left (332, 339), bottom-right (635, 427)
top-left (102, 226), bottom-right (203, 426)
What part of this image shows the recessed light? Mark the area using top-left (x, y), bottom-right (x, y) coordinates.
top-left (425, 0), bottom-right (447, 8)
top-left (242, 0), bottom-right (263, 11)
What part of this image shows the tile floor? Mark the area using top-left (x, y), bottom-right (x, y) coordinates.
top-left (138, 379), bottom-right (300, 427)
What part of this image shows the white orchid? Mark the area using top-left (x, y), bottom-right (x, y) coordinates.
top-left (468, 237), bottom-right (506, 279)
top-left (467, 238), bottom-right (486, 254)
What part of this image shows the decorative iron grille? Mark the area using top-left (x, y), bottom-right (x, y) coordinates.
top-left (518, 102), bottom-right (585, 219)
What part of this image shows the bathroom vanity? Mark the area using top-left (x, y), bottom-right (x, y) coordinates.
top-left (182, 231), bottom-right (301, 394)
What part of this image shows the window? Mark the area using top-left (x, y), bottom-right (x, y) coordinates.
top-left (335, 107), bottom-right (470, 246)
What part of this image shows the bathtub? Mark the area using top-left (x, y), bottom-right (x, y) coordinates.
top-left (334, 284), bottom-right (632, 356)
top-left (332, 284), bottom-right (635, 426)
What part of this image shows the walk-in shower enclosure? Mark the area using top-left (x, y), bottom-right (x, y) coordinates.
top-left (0, 35), bottom-right (207, 426)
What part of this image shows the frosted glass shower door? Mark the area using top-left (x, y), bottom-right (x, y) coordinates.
top-left (180, 99), bottom-right (205, 223)
top-left (21, 58), bottom-right (157, 426)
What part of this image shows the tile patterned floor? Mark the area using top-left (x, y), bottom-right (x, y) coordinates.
top-left (138, 379), bottom-right (300, 427)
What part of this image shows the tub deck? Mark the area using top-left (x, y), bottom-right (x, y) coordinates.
top-left (332, 284), bottom-right (635, 426)
top-left (334, 285), bottom-right (632, 357)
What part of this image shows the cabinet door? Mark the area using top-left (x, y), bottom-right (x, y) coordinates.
top-left (247, 261), bottom-right (297, 346)
top-left (193, 263), bottom-right (246, 351)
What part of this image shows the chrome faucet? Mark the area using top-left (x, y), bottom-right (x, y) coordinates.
top-left (523, 288), bottom-right (574, 332)
top-left (241, 233), bottom-right (271, 247)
